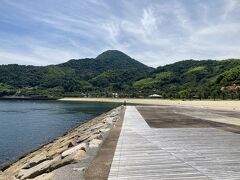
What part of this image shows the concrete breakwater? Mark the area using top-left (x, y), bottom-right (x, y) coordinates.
top-left (0, 106), bottom-right (123, 180)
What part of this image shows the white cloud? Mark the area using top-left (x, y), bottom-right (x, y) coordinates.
top-left (222, 0), bottom-right (239, 20)
top-left (141, 7), bottom-right (157, 35)
top-left (0, 0), bottom-right (240, 67)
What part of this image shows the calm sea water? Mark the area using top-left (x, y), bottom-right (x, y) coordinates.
top-left (0, 100), bottom-right (119, 168)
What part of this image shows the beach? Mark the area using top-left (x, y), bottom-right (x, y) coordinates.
top-left (60, 98), bottom-right (240, 111)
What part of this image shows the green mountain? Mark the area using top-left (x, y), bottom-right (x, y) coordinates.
top-left (133, 59), bottom-right (240, 99)
top-left (0, 50), bottom-right (239, 98)
top-left (0, 50), bottom-right (152, 97)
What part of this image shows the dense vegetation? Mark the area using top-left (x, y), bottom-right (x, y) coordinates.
top-left (0, 50), bottom-right (240, 99)
top-left (132, 59), bottom-right (240, 99)
top-left (0, 50), bottom-right (152, 97)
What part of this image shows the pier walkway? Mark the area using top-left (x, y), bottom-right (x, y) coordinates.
top-left (108, 106), bottom-right (240, 180)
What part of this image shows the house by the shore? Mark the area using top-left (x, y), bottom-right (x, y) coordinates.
top-left (148, 94), bottom-right (162, 98)
top-left (221, 84), bottom-right (240, 91)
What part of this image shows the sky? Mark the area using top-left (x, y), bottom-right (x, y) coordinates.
top-left (0, 0), bottom-right (240, 67)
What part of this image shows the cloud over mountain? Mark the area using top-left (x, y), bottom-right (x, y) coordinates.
top-left (0, 0), bottom-right (239, 67)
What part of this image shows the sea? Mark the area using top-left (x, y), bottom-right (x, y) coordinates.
top-left (0, 100), bottom-right (119, 168)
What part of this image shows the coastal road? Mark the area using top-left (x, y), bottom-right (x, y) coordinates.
top-left (108, 105), bottom-right (240, 179)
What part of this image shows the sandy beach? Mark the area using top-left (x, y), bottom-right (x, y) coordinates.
top-left (60, 98), bottom-right (240, 111)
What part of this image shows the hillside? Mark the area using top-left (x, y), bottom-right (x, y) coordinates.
top-left (0, 50), bottom-right (152, 97)
top-left (0, 50), bottom-right (240, 99)
top-left (133, 59), bottom-right (240, 99)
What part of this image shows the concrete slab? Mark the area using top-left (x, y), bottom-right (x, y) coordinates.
top-left (84, 108), bottom-right (125, 180)
top-left (137, 106), bottom-right (240, 133)
top-left (108, 106), bottom-right (240, 180)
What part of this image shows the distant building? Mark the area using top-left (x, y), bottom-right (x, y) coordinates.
top-left (112, 93), bottom-right (119, 98)
top-left (148, 94), bottom-right (162, 98)
top-left (192, 95), bottom-right (200, 99)
top-left (228, 84), bottom-right (240, 91)
top-left (221, 84), bottom-right (240, 91)
top-left (81, 93), bottom-right (87, 97)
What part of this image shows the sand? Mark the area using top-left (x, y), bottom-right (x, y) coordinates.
top-left (60, 98), bottom-right (240, 111)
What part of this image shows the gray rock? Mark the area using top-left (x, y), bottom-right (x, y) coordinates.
top-left (89, 139), bottom-right (102, 148)
top-left (89, 124), bottom-right (104, 131)
top-left (27, 172), bottom-right (53, 180)
top-left (105, 117), bottom-right (113, 124)
top-left (23, 156), bottom-right (52, 169)
top-left (0, 174), bottom-right (16, 180)
top-left (90, 139), bottom-right (102, 145)
top-left (110, 111), bottom-right (118, 117)
top-left (18, 150), bottom-right (86, 180)
top-left (76, 134), bottom-right (91, 143)
top-left (17, 160), bottom-right (53, 179)
top-left (67, 141), bottom-right (75, 148)
top-left (100, 128), bottom-right (110, 133)
top-left (61, 143), bottom-right (87, 158)
top-left (50, 150), bottom-right (86, 171)
top-left (73, 167), bottom-right (86, 172)
top-left (112, 117), bottom-right (118, 122)
top-left (86, 133), bottom-right (102, 142)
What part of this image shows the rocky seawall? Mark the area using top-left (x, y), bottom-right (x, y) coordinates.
top-left (0, 106), bottom-right (123, 180)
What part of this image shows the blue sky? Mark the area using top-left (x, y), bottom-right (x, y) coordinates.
top-left (0, 0), bottom-right (239, 67)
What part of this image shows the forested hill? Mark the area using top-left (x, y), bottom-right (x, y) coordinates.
top-left (57, 50), bottom-right (152, 80)
top-left (0, 50), bottom-right (240, 99)
top-left (133, 59), bottom-right (240, 99)
top-left (0, 50), bottom-right (152, 97)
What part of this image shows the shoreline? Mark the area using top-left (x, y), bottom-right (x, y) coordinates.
top-left (60, 98), bottom-right (240, 111)
top-left (0, 119), bottom-right (90, 171)
top-left (0, 106), bottom-right (123, 180)
top-left (0, 97), bottom-right (58, 100)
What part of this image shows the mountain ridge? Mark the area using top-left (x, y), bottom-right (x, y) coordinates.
top-left (0, 50), bottom-right (240, 99)
top-left (0, 50), bottom-right (152, 96)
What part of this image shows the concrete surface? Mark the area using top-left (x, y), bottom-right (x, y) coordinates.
top-left (84, 108), bottom-right (125, 180)
top-left (108, 106), bottom-right (240, 180)
top-left (138, 106), bottom-right (240, 133)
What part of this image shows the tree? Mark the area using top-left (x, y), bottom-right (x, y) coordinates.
top-left (237, 88), bottom-right (240, 100)
top-left (210, 91), bottom-right (217, 100)
top-left (179, 90), bottom-right (188, 100)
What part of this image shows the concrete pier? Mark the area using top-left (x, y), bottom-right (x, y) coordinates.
top-left (108, 106), bottom-right (240, 180)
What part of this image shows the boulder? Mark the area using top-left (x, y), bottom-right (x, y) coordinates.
top-left (90, 139), bottom-right (102, 145)
top-left (67, 141), bottom-right (75, 148)
top-left (17, 150), bottom-right (86, 180)
top-left (61, 143), bottom-right (87, 158)
top-left (89, 124), bottom-right (104, 131)
top-left (22, 154), bottom-right (51, 169)
top-left (66, 150), bottom-right (86, 162)
top-left (86, 133), bottom-right (102, 142)
top-left (110, 111), bottom-right (118, 117)
top-left (89, 139), bottom-right (102, 148)
top-left (100, 128), bottom-right (110, 133)
top-left (73, 167), bottom-right (86, 172)
top-left (49, 150), bottom-right (86, 171)
top-left (0, 174), bottom-right (17, 180)
top-left (112, 117), bottom-right (118, 122)
top-left (46, 145), bottom-right (68, 158)
top-left (106, 117), bottom-right (113, 124)
top-left (76, 134), bottom-right (91, 143)
top-left (17, 160), bottom-right (53, 179)
top-left (28, 172), bottom-right (53, 180)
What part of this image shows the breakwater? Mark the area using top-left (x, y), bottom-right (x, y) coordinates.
top-left (0, 106), bottom-right (123, 180)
